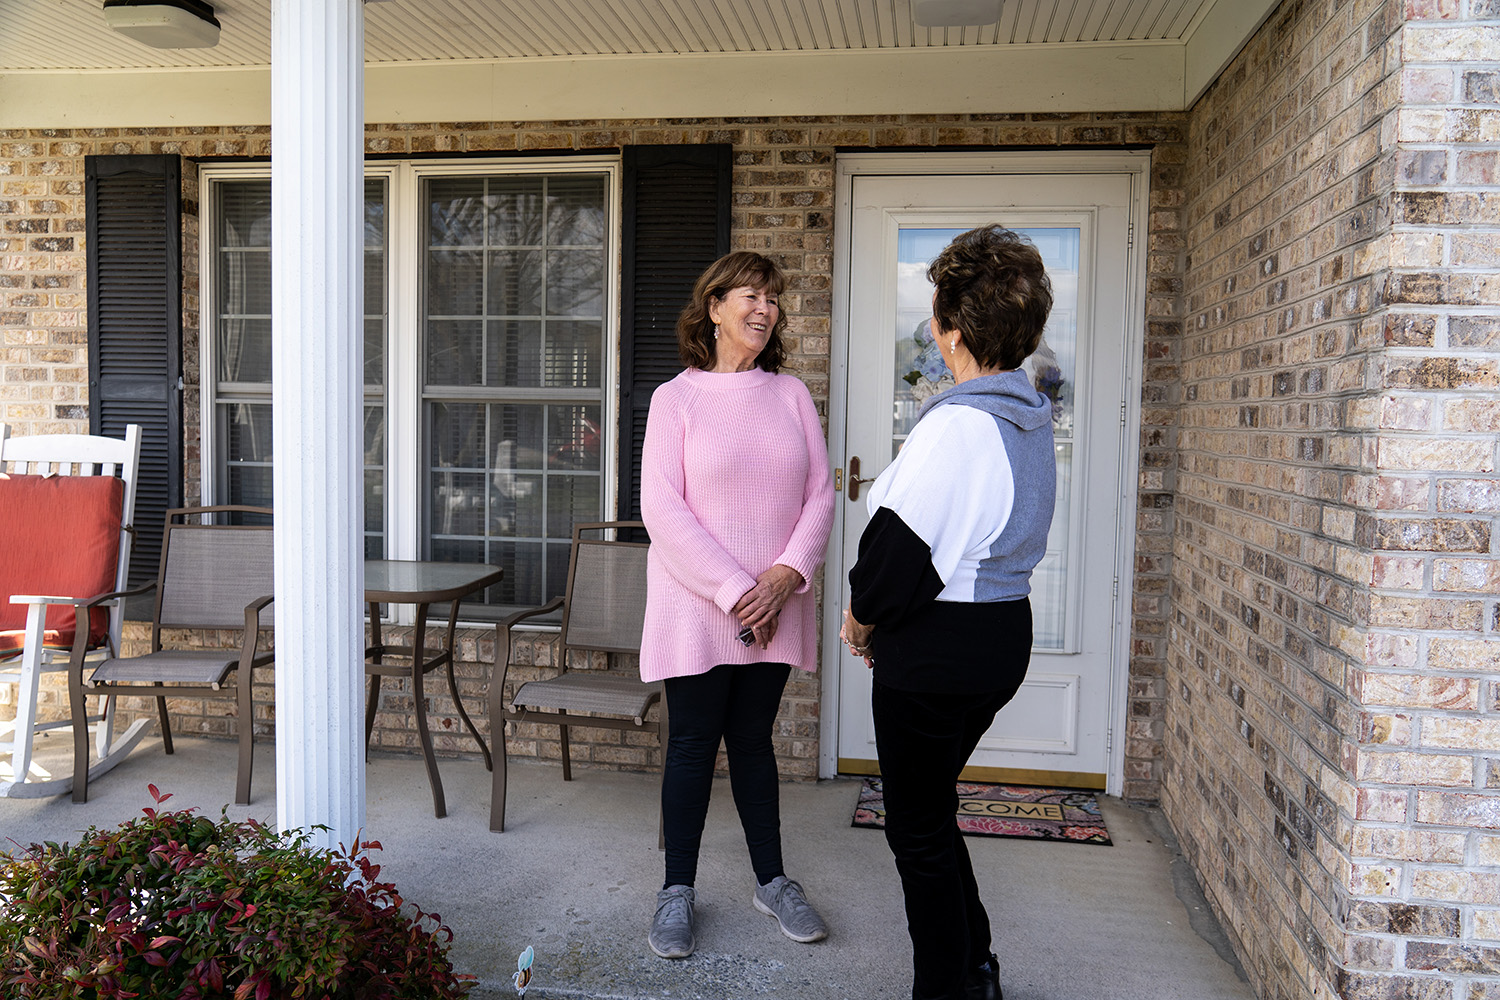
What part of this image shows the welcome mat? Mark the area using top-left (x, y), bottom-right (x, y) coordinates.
top-left (851, 777), bottom-right (1112, 845)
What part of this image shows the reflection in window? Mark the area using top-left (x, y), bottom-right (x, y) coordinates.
top-left (211, 177), bottom-right (388, 548)
top-left (424, 174), bottom-right (608, 608)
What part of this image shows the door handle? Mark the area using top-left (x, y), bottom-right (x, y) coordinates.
top-left (847, 455), bottom-right (871, 501)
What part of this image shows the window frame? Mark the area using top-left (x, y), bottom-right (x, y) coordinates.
top-left (198, 156), bottom-right (623, 624)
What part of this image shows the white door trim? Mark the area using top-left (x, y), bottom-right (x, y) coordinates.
top-left (819, 150), bottom-right (1151, 798)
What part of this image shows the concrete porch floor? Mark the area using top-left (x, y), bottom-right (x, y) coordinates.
top-left (2, 734), bottom-right (1255, 1000)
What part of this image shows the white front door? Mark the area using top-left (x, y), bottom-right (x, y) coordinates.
top-left (828, 154), bottom-right (1145, 792)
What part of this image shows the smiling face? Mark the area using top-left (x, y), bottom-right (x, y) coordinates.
top-left (708, 284), bottom-right (780, 371)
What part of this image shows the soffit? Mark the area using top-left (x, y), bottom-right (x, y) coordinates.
top-left (12, 0), bottom-right (1225, 70)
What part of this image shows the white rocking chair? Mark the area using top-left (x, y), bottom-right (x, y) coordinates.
top-left (0, 423), bottom-right (150, 798)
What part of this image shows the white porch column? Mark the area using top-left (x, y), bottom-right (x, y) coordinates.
top-left (270, 0), bottom-right (366, 848)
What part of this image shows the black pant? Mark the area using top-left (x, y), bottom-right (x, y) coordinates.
top-left (873, 681), bottom-right (1014, 1000)
top-left (661, 662), bottom-right (792, 888)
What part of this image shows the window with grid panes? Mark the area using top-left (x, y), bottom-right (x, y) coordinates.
top-left (210, 177), bottom-right (387, 553)
top-left (423, 174), bottom-right (607, 608)
top-left (204, 167), bottom-right (612, 613)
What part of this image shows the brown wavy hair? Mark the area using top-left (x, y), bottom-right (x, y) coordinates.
top-left (677, 251), bottom-right (789, 373)
top-left (928, 225), bottom-right (1053, 371)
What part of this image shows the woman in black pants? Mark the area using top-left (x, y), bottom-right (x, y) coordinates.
top-left (639, 252), bottom-right (836, 959)
top-left (842, 225), bottom-right (1057, 1000)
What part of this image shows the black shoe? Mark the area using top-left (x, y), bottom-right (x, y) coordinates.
top-left (964, 952), bottom-right (1002, 1000)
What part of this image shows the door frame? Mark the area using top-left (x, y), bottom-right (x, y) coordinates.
top-left (819, 150), bottom-right (1151, 798)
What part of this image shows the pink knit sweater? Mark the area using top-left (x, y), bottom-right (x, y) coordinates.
top-left (639, 367), bottom-right (835, 682)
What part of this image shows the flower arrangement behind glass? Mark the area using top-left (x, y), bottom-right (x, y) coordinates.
top-left (900, 318), bottom-right (953, 404)
top-left (901, 318), bottom-right (1066, 424)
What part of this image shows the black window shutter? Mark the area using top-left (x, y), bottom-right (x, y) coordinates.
top-left (86, 154), bottom-right (183, 586)
top-left (618, 145), bottom-right (731, 525)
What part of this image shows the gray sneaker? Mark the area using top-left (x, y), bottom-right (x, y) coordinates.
top-left (649, 884), bottom-right (696, 959)
top-left (753, 876), bottom-right (828, 943)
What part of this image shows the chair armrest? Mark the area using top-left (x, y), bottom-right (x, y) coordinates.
top-left (10, 581), bottom-right (155, 610)
top-left (242, 594), bottom-right (275, 631)
top-left (239, 594), bottom-right (275, 669)
top-left (491, 597), bottom-right (565, 719)
top-left (9, 594), bottom-right (92, 606)
top-left (495, 597), bottom-right (564, 632)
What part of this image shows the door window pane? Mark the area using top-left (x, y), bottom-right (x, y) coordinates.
top-left (892, 227), bottom-right (1078, 649)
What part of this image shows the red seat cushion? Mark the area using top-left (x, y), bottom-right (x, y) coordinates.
top-left (0, 472), bottom-right (126, 652)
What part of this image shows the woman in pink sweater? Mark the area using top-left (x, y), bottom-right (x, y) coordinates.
top-left (640, 252), bottom-right (835, 960)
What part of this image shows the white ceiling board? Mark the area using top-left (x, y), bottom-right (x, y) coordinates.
top-left (1, 39), bottom-right (1184, 128)
top-left (0, 0), bottom-right (1275, 126)
top-left (4, 0), bottom-right (1245, 68)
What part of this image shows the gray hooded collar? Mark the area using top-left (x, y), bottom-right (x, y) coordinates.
top-left (915, 369), bottom-right (1052, 431)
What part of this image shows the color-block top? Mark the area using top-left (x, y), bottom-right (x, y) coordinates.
top-left (639, 367), bottom-right (835, 682)
top-left (849, 370), bottom-right (1056, 693)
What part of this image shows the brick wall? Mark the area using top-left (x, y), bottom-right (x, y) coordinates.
top-left (2, 112), bottom-right (1188, 791)
top-left (1344, 1), bottom-right (1500, 995)
top-left (1166, 1), bottom-right (1500, 998)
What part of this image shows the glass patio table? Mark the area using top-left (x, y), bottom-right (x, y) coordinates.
top-left (363, 559), bottom-right (503, 819)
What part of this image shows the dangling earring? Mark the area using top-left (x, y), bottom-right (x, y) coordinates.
top-left (714, 324), bottom-right (721, 340)
top-left (950, 336), bottom-right (958, 353)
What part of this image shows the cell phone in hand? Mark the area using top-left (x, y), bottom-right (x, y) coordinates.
top-left (736, 624), bottom-right (756, 646)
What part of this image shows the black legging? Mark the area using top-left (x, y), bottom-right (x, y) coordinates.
top-left (660, 662), bottom-right (792, 888)
top-left (873, 682), bottom-right (1016, 1000)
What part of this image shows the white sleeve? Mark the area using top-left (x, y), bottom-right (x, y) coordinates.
top-left (867, 406), bottom-right (1014, 586)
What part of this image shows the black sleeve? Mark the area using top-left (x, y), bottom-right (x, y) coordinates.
top-left (848, 506), bottom-right (946, 628)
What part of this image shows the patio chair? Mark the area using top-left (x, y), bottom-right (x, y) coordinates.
top-left (490, 521), bottom-right (667, 835)
top-left (66, 505), bottom-right (275, 804)
top-left (0, 423), bottom-right (142, 798)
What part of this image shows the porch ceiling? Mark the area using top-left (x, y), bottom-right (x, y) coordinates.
top-left (15, 0), bottom-right (1231, 67)
top-left (1, 0), bottom-right (1278, 126)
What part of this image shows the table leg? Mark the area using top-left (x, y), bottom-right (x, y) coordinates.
top-left (443, 598), bottom-right (492, 771)
top-left (410, 603), bottom-right (446, 818)
top-left (364, 602), bottom-right (382, 757)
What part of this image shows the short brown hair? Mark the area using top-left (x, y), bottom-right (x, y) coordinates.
top-left (927, 226), bottom-right (1052, 371)
top-left (677, 251), bottom-right (788, 373)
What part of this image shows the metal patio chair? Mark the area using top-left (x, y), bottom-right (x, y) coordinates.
top-left (490, 520), bottom-right (666, 835)
top-left (0, 423), bottom-right (142, 798)
top-left (67, 505), bottom-right (274, 804)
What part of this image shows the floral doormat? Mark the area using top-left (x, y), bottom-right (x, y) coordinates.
top-left (851, 777), bottom-right (1112, 845)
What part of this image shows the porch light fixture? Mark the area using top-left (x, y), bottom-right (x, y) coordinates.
top-left (102, 0), bottom-right (221, 49)
top-left (911, 0), bottom-right (1001, 27)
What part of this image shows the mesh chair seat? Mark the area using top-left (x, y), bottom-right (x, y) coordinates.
top-left (512, 672), bottom-right (660, 723)
top-left (91, 649), bottom-right (237, 688)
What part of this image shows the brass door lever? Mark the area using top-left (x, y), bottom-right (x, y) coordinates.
top-left (847, 455), bottom-right (871, 501)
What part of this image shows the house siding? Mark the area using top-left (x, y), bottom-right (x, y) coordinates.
top-left (1166, 1), bottom-right (1500, 999)
top-left (0, 111), bottom-right (1189, 792)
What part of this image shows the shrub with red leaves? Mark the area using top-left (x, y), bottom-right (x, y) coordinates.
top-left (0, 785), bottom-right (473, 999)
